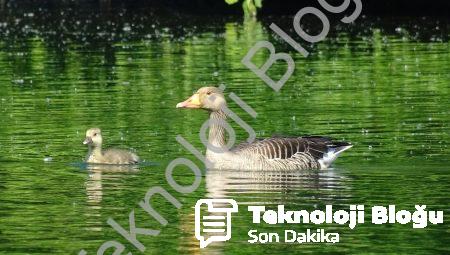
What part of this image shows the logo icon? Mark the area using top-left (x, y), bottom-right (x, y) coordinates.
top-left (195, 199), bottom-right (238, 248)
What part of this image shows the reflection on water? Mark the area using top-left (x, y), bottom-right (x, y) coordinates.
top-left (200, 169), bottom-right (348, 253)
top-left (0, 6), bottom-right (449, 255)
top-left (82, 164), bottom-right (140, 233)
top-left (85, 164), bottom-right (139, 204)
top-left (205, 169), bottom-right (346, 200)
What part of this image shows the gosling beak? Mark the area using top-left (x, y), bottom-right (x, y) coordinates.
top-left (176, 93), bottom-right (201, 109)
top-left (83, 137), bottom-right (93, 145)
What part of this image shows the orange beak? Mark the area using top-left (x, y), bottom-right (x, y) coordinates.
top-left (176, 93), bottom-right (202, 108)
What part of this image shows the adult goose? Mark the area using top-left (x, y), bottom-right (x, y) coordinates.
top-left (176, 87), bottom-right (352, 171)
top-left (83, 128), bottom-right (139, 165)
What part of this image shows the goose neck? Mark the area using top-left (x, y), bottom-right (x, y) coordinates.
top-left (89, 145), bottom-right (103, 157)
top-left (208, 110), bottom-right (228, 149)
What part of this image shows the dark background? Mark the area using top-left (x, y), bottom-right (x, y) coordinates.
top-left (1, 0), bottom-right (450, 16)
top-left (161, 0), bottom-right (450, 16)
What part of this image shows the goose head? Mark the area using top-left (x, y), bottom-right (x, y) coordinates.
top-left (83, 128), bottom-right (103, 147)
top-left (176, 87), bottom-right (226, 112)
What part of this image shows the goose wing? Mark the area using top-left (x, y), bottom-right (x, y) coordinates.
top-left (232, 136), bottom-right (349, 160)
top-left (103, 149), bottom-right (140, 164)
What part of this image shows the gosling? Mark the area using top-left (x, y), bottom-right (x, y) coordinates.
top-left (83, 128), bottom-right (139, 165)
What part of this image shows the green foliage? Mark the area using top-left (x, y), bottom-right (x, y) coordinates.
top-left (225, 0), bottom-right (262, 17)
top-left (225, 0), bottom-right (239, 4)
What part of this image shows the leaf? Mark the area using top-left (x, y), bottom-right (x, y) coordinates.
top-left (254, 0), bottom-right (262, 8)
top-left (225, 0), bottom-right (239, 5)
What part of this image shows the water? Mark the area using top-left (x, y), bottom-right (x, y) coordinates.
top-left (0, 6), bottom-right (449, 254)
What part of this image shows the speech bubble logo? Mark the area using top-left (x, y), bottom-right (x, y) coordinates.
top-left (194, 199), bottom-right (238, 248)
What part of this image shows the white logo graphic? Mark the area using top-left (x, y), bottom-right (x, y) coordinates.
top-left (195, 199), bottom-right (238, 248)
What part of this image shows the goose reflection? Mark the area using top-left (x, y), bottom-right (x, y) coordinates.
top-left (205, 168), bottom-right (347, 201)
top-left (85, 164), bottom-right (139, 205)
top-left (176, 168), bottom-right (348, 253)
top-left (83, 164), bottom-right (139, 232)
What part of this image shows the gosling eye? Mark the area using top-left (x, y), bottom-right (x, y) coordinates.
top-left (93, 133), bottom-right (97, 137)
top-left (206, 91), bottom-right (212, 95)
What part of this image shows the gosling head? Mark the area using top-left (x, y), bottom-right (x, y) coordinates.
top-left (176, 86), bottom-right (226, 112)
top-left (83, 128), bottom-right (102, 147)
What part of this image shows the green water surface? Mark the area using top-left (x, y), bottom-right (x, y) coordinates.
top-left (0, 9), bottom-right (449, 255)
